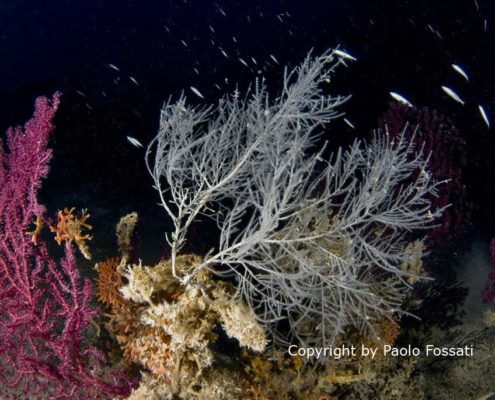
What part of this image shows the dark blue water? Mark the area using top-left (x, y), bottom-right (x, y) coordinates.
top-left (1, 0), bottom-right (494, 236)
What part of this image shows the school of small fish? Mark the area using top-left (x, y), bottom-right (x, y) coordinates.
top-left (390, 60), bottom-right (490, 128)
top-left (94, 2), bottom-right (492, 153)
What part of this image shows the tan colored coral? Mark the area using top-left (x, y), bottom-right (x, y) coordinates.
top-left (121, 256), bottom-right (198, 304)
top-left (126, 367), bottom-right (244, 400)
top-left (141, 288), bottom-right (217, 373)
top-left (120, 261), bottom-right (156, 304)
top-left (212, 284), bottom-right (267, 352)
top-left (116, 212), bottom-right (138, 262)
top-left (124, 257), bottom-right (267, 353)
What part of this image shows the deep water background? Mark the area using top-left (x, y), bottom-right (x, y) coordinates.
top-left (1, 0), bottom-right (495, 263)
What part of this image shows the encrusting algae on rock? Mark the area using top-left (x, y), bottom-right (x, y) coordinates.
top-left (98, 213), bottom-right (268, 399)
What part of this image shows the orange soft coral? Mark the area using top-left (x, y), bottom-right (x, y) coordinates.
top-left (51, 207), bottom-right (92, 259)
top-left (26, 215), bottom-right (43, 244)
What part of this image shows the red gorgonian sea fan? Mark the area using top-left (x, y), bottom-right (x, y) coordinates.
top-left (377, 102), bottom-right (468, 252)
top-left (0, 94), bottom-right (134, 399)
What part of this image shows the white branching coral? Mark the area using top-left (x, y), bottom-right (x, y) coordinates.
top-left (211, 284), bottom-right (267, 352)
top-left (146, 49), bottom-right (443, 348)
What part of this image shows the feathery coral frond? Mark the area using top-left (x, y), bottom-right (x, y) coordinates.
top-left (147, 50), bottom-right (442, 349)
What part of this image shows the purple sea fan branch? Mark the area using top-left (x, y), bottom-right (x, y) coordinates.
top-left (0, 94), bottom-right (135, 398)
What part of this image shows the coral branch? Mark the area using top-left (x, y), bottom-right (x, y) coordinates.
top-left (146, 51), bottom-right (442, 349)
top-left (377, 102), bottom-right (467, 251)
top-left (0, 94), bottom-right (134, 399)
top-left (50, 207), bottom-right (93, 260)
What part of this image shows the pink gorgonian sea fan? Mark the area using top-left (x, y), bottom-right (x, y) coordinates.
top-left (0, 94), bottom-right (134, 399)
top-left (378, 101), bottom-right (468, 252)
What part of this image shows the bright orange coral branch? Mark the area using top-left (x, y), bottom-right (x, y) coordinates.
top-left (50, 207), bottom-right (92, 259)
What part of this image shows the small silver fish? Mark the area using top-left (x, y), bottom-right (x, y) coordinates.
top-left (220, 49), bottom-right (228, 58)
top-left (479, 105), bottom-right (490, 128)
top-left (333, 49), bottom-right (357, 61)
top-left (269, 54), bottom-right (279, 64)
top-left (239, 58), bottom-right (249, 67)
top-left (441, 86), bottom-right (465, 105)
top-left (127, 136), bottom-right (143, 148)
top-left (180, 39), bottom-right (188, 47)
top-left (190, 86), bottom-right (205, 99)
top-left (343, 117), bottom-right (355, 129)
top-left (129, 76), bottom-right (139, 86)
top-left (452, 64), bottom-right (469, 81)
top-left (108, 64), bottom-right (120, 72)
top-left (389, 92), bottom-right (413, 107)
